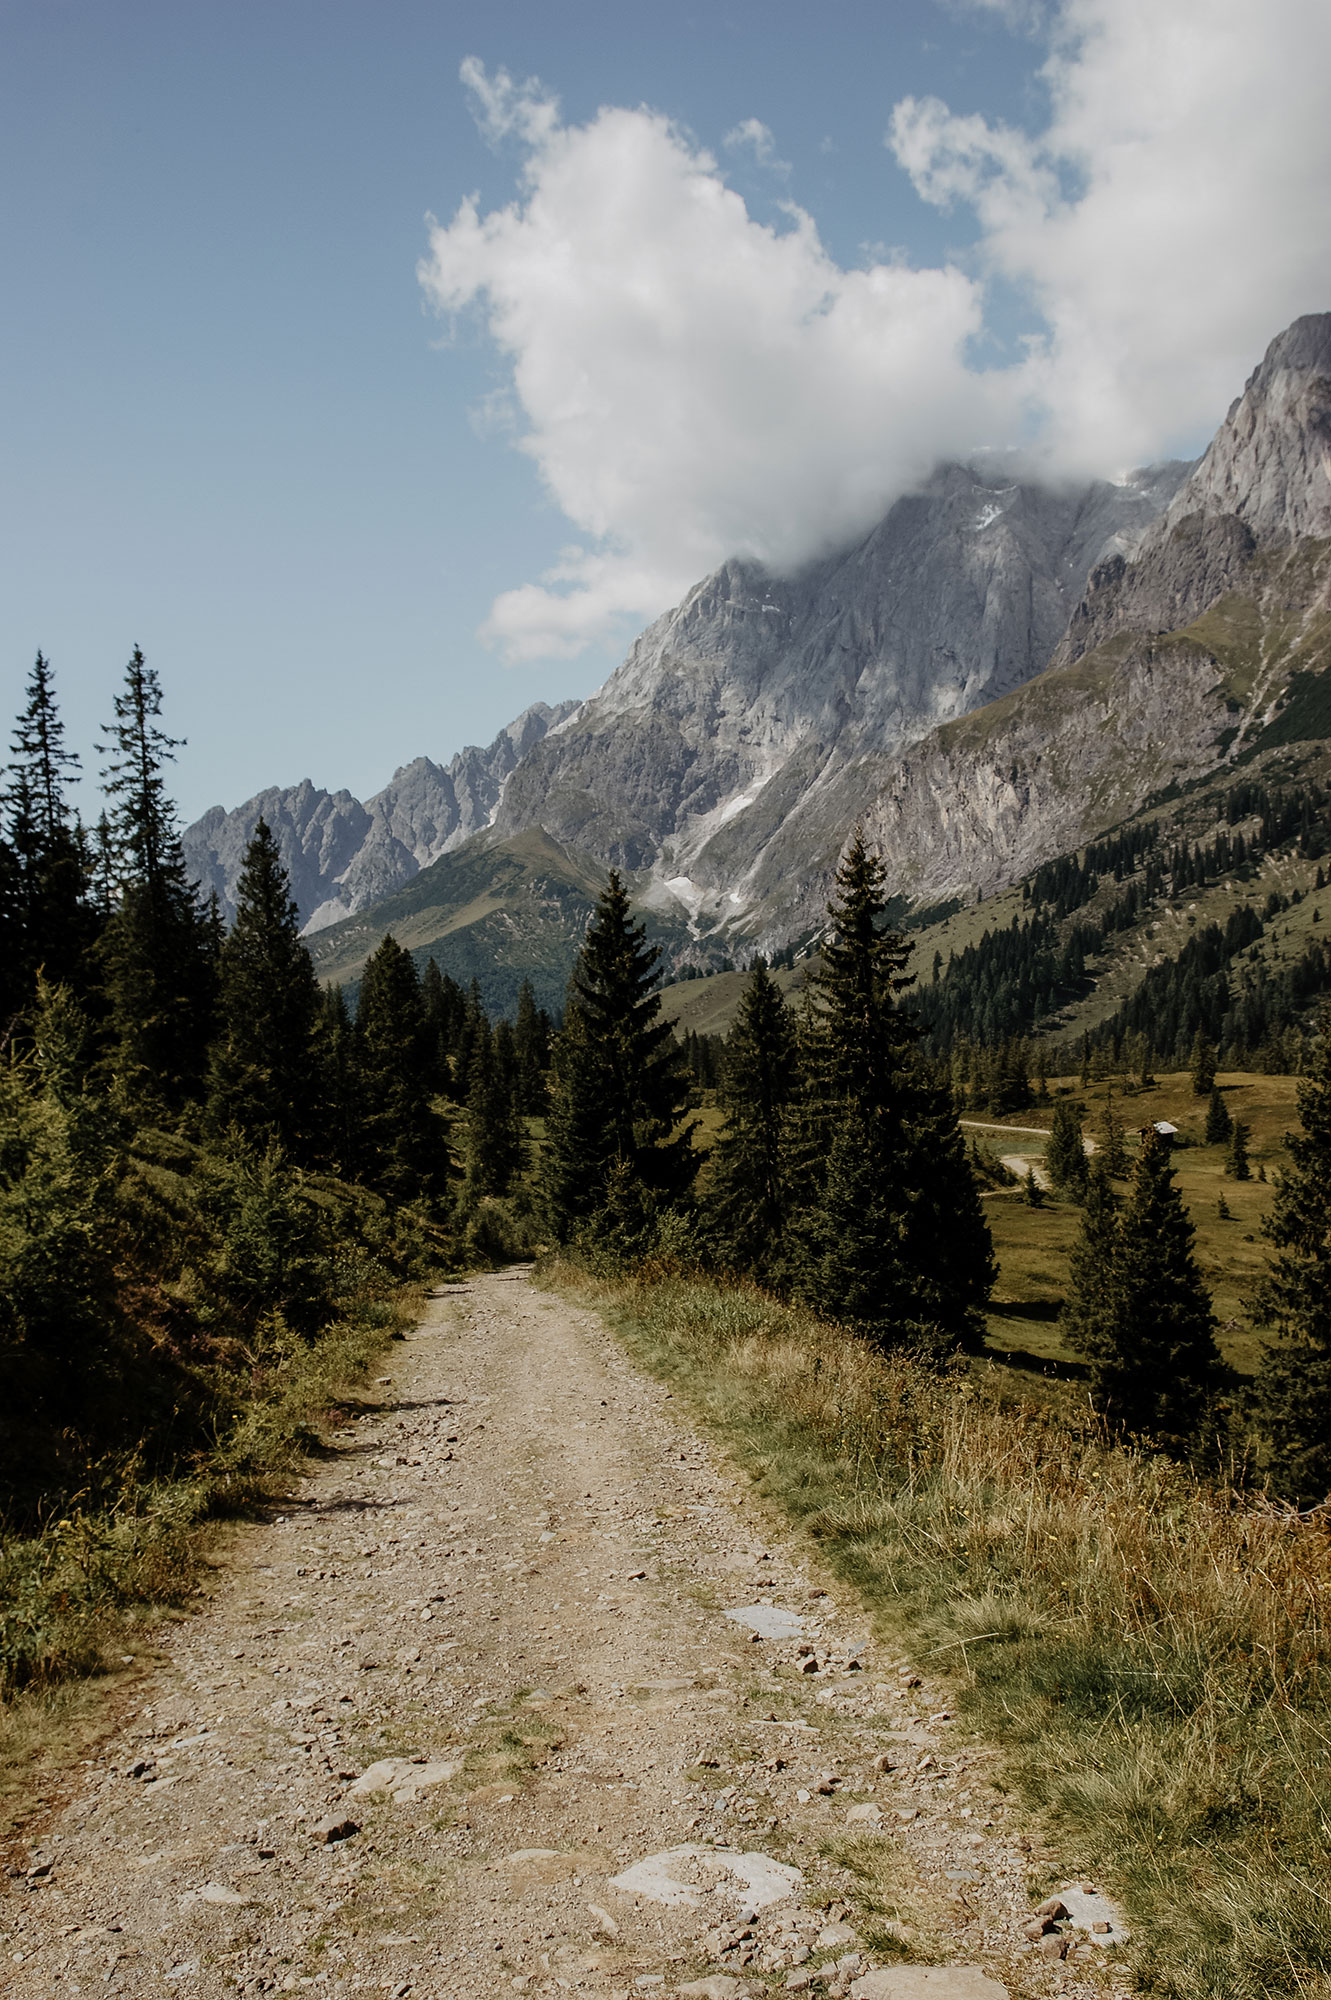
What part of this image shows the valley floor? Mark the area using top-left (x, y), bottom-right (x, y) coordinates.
top-left (0, 1274), bottom-right (1129, 2000)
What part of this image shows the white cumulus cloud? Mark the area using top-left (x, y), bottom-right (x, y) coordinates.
top-left (423, 2), bottom-right (1331, 663)
top-left (421, 69), bottom-right (1001, 661)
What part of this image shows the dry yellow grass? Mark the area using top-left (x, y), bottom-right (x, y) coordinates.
top-left (549, 1260), bottom-right (1331, 1999)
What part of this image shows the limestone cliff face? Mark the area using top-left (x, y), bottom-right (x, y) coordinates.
top-left (1168, 314), bottom-right (1331, 545)
top-left (1054, 315), bottom-right (1331, 670)
top-left (493, 462), bottom-right (1186, 896)
top-left (183, 700), bottom-right (576, 930)
top-left (723, 536), bottom-right (1331, 952)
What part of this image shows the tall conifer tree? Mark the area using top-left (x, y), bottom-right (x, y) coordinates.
top-left (1226, 1119), bottom-right (1252, 1180)
top-left (793, 830), bottom-right (993, 1349)
top-left (313, 984), bottom-right (360, 1174)
top-left (97, 649), bottom-right (215, 1107)
top-left (419, 959), bottom-right (452, 1094)
top-left (710, 962), bottom-right (797, 1274)
top-left (513, 978), bottom-right (551, 1113)
top-left (463, 1014), bottom-right (525, 1198)
top-left (543, 872), bottom-right (697, 1241)
top-left (4, 653), bottom-right (98, 999)
top-left (1046, 1099), bottom-right (1089, 1197)
top-left (810, 831), bottom-right (915, 1117)
top-left (1062, 1161), bottom-right (1122, 1361)
top-left (1190, 1029), bottom-right (1219, 1096)
top-left (206, 819), bottom-right (321, 1158)
top-left (1098, 1087), bottom-right (1130, 1176)
top-left (1205, 1087), bottom-right (1233, 1145)
top-left (354, 934), bottom-right (442, 1203)
top-left (1065, 1131), bottom-right (1220, 1445)
top-left (1256, 1014), bottom-right (1331, 1501)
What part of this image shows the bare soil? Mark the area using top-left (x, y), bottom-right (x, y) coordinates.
top-left (1, 1271), bottom-right (1134, 2000)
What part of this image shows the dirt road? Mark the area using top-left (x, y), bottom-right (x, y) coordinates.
top-left (2, 1272), bottom-right (1131, 1999)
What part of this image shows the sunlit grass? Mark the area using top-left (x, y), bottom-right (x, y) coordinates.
top-left (548, 1258), bottom-right (1331, 1999)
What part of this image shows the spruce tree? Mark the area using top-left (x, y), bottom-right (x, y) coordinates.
top-left (709, 962), bottom-right (797, 1274)
top-left (494, 1016), bottom-right (521, 1109)
top-left (1046, 1099), bottom-right (1089, 1197)
top-left (513, 978), bottom-right (551, 1113)
top-left (801, 1107), bottom-right (907, 1332)
top-left (313, 984), bottom-right (360, 1173)
top-left (97, 650), bottom-right (216, 1108)
top-left (4, 652), bottom-right (98, 999)
top-left (543, 872), bottom-right (698, 1242)
top-left (1190, 1030), bottom-right (1219, 1096)
top-left (205, 819), bottom-right (321, 1158)
top-left (811, 831), bottom-right (915, 1117)
top-left (452, 981), bottom-right (486, 1100)
top-left (463, 1013), bottom-right (525, 1198)
top-left (1256, 1013), bottom-right (1331, 1501)
top-left (1205, 1086), bottom-right (1233, 1145)
top-left (1062, 1161), bottom-right (1121, 1362)
top-left (793, 831), bottom-right (993, 1349)
top-left (1226, 1119), bottom-right (1252, 1180)
top-left (894, 1070), bottom-right (997, 1349)
top-left (1098, 1087), bottom-right (1130, 1176)
top-left (420, 959), bottom-right (456, 1094)
top-left (1065, 1132), bottom-right (1221, 1445)
top-left (354, 934), bottom-right (443, 1203)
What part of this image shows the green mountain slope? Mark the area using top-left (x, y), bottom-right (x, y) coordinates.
top-left (306, 825), bottom-right (692, 1015)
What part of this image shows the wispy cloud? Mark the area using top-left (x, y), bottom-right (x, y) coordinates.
top-left (723, 117), bottom-right (791, 177)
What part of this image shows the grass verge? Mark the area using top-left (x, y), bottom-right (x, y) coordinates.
top-left (546, 1258), bottom-right (1331, 2000)
top-left (0, 1271), bottom-right (423, 1829)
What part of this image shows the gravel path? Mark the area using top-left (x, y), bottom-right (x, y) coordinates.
top-left (2, 1270), bottom-right (1133, 2000)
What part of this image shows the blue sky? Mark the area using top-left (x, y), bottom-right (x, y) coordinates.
top-left (2, 0), bottom-right (1328, 824)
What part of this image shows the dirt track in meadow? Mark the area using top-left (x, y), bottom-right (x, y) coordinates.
top-left (1, 1271), bottom-right (1133, 2000)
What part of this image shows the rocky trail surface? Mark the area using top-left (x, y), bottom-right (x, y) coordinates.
top-left (3, 1272), bottom-right (1134, 2000)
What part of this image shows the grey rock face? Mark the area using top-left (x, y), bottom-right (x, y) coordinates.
top-left (1055, 313), bottom-right (1331, 667)
top-left (1167, 313), bottom-right (1331, 545)
top-left (493, 463), bottom-right (1187, 909)
top-left (855, 635), bottom-right (1239, 916)
top-left (183, 700), bottom-right (577, 931)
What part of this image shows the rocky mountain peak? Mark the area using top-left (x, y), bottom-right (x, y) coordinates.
top-left (492, 457), bottom-right (1188, 907)
top-left (1155, 311), bottom-right (1331, 548)
top-left (1053, 313), bottom-right (1331, 669)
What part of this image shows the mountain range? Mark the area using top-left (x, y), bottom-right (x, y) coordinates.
top-left (183, 698), bottom-right (577, 930)
top-left (184, 313), bottom-right (1331, 1016)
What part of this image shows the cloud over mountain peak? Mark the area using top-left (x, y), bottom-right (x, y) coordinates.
top-left (421, 1), bottom-right (1331, 665)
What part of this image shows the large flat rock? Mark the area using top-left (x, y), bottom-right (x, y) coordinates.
top-left (850, 1969), bottom-right (1009, 2000)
